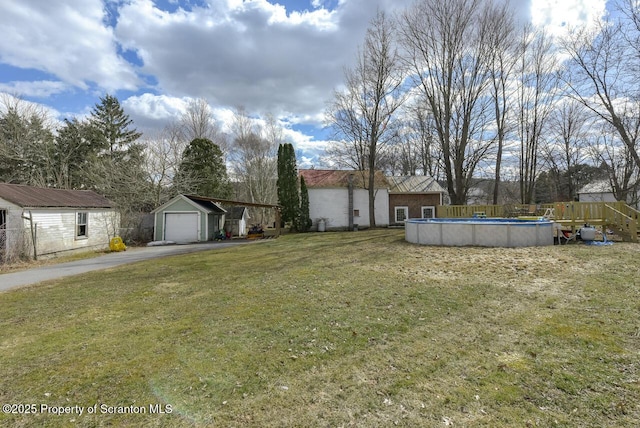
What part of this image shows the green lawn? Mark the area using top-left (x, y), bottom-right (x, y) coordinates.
top-left (1, 229), bottom-right (639, 427)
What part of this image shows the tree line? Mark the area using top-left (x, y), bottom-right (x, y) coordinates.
top-left (326, 0), bottom-right (640, 220)
top-left (0, 95), bottom-right (289, 241)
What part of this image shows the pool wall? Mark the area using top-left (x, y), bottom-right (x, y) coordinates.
top-left (405, 218), bottom-right (554, 247)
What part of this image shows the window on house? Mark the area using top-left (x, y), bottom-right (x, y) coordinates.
top-left (0, 210), bottom-right (6, 228)
top-left (353, 209), bottom-right (360, 217)
top-left (395, 206), bottom-right (408, 223)
top-left (76, 212), bottom-right (88, 238)
top-left (422, 206), bottom-right (436, 219)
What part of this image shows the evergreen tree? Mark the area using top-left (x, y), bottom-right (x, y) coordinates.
top-left (0, 107), bottom-right (54, 186)
top-left (176, 138), bottom-right (232, 198)
top-left (84, 95), bottom-right (147, 197)
top-left (85, 95), bottom-right (154, 241)
top-left (298, 175), bottom-right (312, 232)
top-left (276, 143), bottom-right (299, 225)
top-left (89, 94), bottom-right (142, 157)
top-left (53, 118), bottom-right (99, 189)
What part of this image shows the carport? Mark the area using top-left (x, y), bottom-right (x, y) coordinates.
top-left (151, 195), bottom-right (281, 243)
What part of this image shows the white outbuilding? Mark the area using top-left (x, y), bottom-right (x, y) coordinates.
top-left (0, 182), bottom-right (119, 261)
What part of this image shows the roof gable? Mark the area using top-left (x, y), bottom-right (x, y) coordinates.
top-left (227, 206), bottom-right (249, 219)
top-left (0, 183), bottom-right (115, 208)
top-left (299, 169), bottom-right (389, 189)
top-left (151, 194), bottom-right (226, 214)
top-left (387, 176), bottom-right (446, 194)
top-left (186, 195), bottom-right (226, 213)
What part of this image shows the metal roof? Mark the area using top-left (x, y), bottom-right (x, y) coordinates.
top-left (386, 175), bottom-right (446, 194)
top-left (578, 180), bottom-right (612, 194)
top-left (226, 206), bottom-right (249, 220)
top-left (299, 169), bottom-right (389, 189)
top-left (0, 183), bottom-right (115, 208)
top-left (185, 195), bottom-right (227, 213)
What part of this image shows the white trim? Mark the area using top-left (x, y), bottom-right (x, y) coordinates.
top-left (151, 194), bottom-right (226, 215)
top-left (76, 211), bottom-right (88, 239)
top-left (421, 206), bottom-right (436, 219)
top-left (394, 206), bottom-right (409, 223)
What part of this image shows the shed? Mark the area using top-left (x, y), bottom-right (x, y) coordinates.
top-left (387, 175), bottom-right (446, 224)
top-left (577, 179), bottom-right (639, 210)
top-left (151, 195), bottom-right (227, 243)
top-left (577, 180), bottom-right (618, 203)
top-left (0, 182), bottom-right (118, 261)
top-left (224, 206), bottom-right (250, 237)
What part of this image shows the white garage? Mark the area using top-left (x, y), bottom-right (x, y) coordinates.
top-left (151, 195), bottom-right (226, 243)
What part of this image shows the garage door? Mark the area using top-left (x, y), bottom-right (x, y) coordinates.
top-left (164, 213), bottom-right (199, 243)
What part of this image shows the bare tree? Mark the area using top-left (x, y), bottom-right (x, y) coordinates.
top-left (514, 26), bottom-right (560, 204)
top-left (143, 123), bottom-right (187, 206)
top-left (390, 98), bottom-right (442, 179)
top-left (179, 98), bottom-right (227, 154)
top-left (588, 122), bottom-right (640, 204)
top-left (561, 2), bottom-right (640, 172)
top-left (228, 108), bottom-right (278, 224)
top-left (326, 10), bottom-right (406, 226)
top-left (398, 0), bottom-right (498, 205)
top-left (484, 1), bottom-right (518, 204)
top-left (541, 99), bottom-right (592, 200)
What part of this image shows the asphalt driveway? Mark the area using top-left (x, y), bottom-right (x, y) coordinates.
top-left (0, 240), bottom-right (255, 293)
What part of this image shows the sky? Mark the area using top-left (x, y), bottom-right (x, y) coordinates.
top-left (0, 0), bottom-right (608, 166)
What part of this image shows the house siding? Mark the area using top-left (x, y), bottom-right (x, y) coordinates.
top-left (26, 209), bottom-right (117, 256)
top-left (308, 188), bottom-right (389, 230)
top-left (389, 194), bottom-right (441, 223)
top-left (0, 187), bottom-right (118, 260)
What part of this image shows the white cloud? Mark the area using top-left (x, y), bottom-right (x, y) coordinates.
top-left (0, 0), bottom-right (140, 91)
top-left (0, 81), bottom-right (69, 98)
top-left (530, 0), bottom-right (607, 35)
top-left (123, 93), bottom-right (189, 121)
top-left (115, 0), bottom-right (410, 122)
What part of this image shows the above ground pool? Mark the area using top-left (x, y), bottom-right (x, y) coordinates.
top-left (405, 218), bottom-right (554, 247)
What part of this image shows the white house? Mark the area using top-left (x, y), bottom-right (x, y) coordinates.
top-left (299, 169), bottom-right (389, 230)
top-left (151, 194), bottom-right (226, 243)
top-left (0, 183), bottom-right (119, 261)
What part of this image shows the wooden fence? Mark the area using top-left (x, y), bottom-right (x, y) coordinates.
top-left (436, 201), bottom-right (638, 243)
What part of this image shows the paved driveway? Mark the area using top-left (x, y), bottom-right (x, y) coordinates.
top-left (0, 240), bottom-right (255, 293)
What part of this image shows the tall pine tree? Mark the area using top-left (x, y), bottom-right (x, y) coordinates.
top-left (85, 95), bottom-right (153, 240)
top-left (276, 143), bottom-right (299, 226)
top-left (89, 94), bottom-right (142, 157)
top-left (298, 175), bottom-right (312, 232)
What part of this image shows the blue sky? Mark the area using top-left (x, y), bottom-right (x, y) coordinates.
top-left (0, 0), bottom-right (608, 166)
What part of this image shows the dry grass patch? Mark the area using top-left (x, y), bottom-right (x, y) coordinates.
top-left (1, 229), bottom-right (639, 427)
